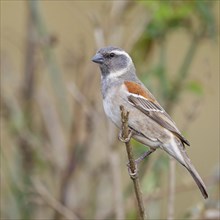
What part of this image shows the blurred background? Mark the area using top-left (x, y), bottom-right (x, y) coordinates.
top-left (1, 1), bottom-right (219, 219)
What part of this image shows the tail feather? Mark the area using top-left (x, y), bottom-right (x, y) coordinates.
top-left (184, 156), bottom-right (208, 199)
top-left (162, 137), bottom-right (208, 199)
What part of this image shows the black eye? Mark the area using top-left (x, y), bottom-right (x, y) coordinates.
top-left (109, 53), bottom-right (115, 58)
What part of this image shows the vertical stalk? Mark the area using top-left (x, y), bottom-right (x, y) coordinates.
top-left (120, 106), bottom-right (147, 220)
top-left (167, 158), bottom-right (176, 220)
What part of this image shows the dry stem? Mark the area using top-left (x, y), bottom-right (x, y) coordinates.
top-left (32, 178), bottom-right (79, 220)
top-left (120, 105), bottom-right (147, 220)
top-left (167, 157), bottom-right (176, 220)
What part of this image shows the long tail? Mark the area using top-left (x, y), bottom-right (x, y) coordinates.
top-left (185, 161), bottom-right (208, 199)
top-left (162, 137), bottom-right (208, 199)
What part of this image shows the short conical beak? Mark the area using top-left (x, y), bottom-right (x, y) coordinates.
top-left (92, 53), bottom-right (104, 64)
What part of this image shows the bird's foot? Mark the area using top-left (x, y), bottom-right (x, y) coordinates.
top-left (127, 161), bottom-right (138, 179)
top-left (126, 149), bottom-right (156, 179)
top-left (134, 149), bottom-right (156, 164)
top-left (118, 130), bottom-right (133, 143)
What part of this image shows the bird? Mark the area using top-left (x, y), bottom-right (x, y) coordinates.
top-left (91, 46), bottom-right (208, 199)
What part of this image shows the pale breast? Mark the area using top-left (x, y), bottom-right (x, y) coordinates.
top-left (103, 89), bottom-right (121, 128)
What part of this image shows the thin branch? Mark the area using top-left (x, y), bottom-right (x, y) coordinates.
top-left (22, 3), bottom-right (36, 102)
top-left (32, 178), bottom-right (79, 220)
top-left (110, 151), bottom-right (125, 219)
top-left (29, 0), bottom-right (70, 127)
top-left (120, 105), bottom-right (147, 220)
top-left (167, 157), bottom-right (175, 220)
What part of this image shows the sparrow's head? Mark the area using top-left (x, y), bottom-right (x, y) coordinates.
top-left (92, 46), bottom-right (135, 79)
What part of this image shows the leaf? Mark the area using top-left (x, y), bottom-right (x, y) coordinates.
top-left (186, 81), bottom-right (203, 95)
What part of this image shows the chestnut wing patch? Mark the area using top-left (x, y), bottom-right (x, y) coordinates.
top-left (124, 81), bottom-right (154, 101)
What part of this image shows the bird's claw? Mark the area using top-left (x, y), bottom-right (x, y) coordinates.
top-left (127, 161), bottom-right (138, 179)
top-left (118, 130), bottom-right (133, 143)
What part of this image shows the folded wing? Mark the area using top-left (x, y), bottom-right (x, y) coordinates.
top-left (128, 94), bottom-right (190, 146)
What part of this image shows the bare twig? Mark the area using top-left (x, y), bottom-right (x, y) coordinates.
top-left (23, 3), bottom-right (36, 102)
top-left (167, 157), bottom-right (175, 220)
top-left (120, 105), bottom-right (147, 220)
top-left (30, 0), bottom-right (70, 127)
top-left (110, 151), bottom-right (125, 219)
top-left (32, 178), bottom-right (79, 220)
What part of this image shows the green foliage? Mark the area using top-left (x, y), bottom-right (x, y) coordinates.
top-left (140, 0), bottom-right (216, 39)
top-left (186, 80), bottom-right (203, 96)
top-left (133, 0), bottom-right (216, 109)
top-left (142, 1), bottom-right (193, 38)
top-left (196, 0), bottom-right (216, 37)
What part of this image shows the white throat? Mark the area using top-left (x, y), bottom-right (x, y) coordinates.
top-left (108, 68), bottom-right (128, 79)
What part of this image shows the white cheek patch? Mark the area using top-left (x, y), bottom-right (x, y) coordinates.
top-left (107, 50), bottom-right (133, 79)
